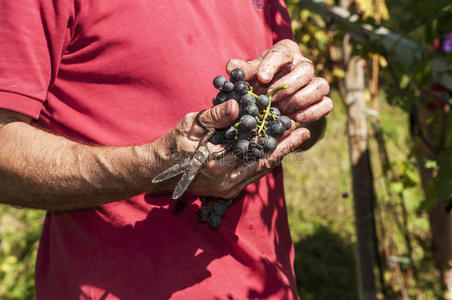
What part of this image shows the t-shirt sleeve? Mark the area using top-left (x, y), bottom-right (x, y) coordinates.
top-left (0, 1), bottom-right (74, 119)
top-left (268, 0), bottom-right (295, 43)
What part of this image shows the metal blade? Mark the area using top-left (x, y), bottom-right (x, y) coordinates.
top-left (172, 146), bottom-right (209, 199)
top-left (152, 160), bottom-right (189, 183)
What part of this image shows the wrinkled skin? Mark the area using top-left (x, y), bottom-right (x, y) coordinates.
top-left (227, 39), bottom-right (332, 125)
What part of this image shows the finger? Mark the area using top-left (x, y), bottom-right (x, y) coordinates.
top-left (198, 100), bottom-right (239, 130)
top-left (268, 62), bottom-right (316, 103)
top-left (289, 96), bottom-right (333, 124)
top-left (257, 40), bottom-right (302, 84)
top-left (226, 50), bottom-right (268, 81)
top-left (278, 77), bottom-right (330, 114)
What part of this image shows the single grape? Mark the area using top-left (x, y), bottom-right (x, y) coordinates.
top-left (269, 107), bottom-right (281, 117)
top-left (214, 201), bottom-right (228, 216)
top-left (237, 130), bottom-right (251, 140)
top-left (209, 131), bottom-right (224, 144)
top-left (256, 95), bottom-right (270, 110)
top-left (267, 120), bottom-right (285, 137)
top-left (245, 104), bottom-right (259, 116)
top-left (226, 90), bottom-right (240, 102)
top-left (234, 139), bottom-right (250, 156)
top-left (262, 135), bottom-right (278, 152)
top-left (208, 213), bottom-right (222, 229)
top-left (234, 81), bottom-right (249, 95)
top-left (240, 114), bottom-right (257, 130)
top-left (223, 81), bottom-right (234, 92)
top-left (213, 76), bottom-right (227, 90)
top-left (279, 115), bottom-right (292, 130)
top-left (241, 93), bottom-right (256, 106)
top-left (198, 206), bottom-right (211, 223)
top-left (213, 96), bottom-right (224, 106)
top-left (223, 126), bottom-right (237, 140)
top-left (216, 92), bottom-right (228, 103)
top-left (230, 68), bottom-right (246, 83)
top-left (247, 145), bottom-right (265, 160)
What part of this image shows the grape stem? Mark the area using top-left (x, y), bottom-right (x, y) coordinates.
top-left (257, 84), bottom-right (289, 135)
top-left (247, 90), bottom-right (259, 98)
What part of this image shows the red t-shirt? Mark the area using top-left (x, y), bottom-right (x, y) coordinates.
top-left (0, 1), bottom-right (298, 299)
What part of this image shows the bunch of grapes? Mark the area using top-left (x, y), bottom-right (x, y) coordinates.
top-left (210, 68), bottom-right (292, 160)
top-left (197, 68), bottom-right (294, 229)
top-left (198, 197), bottom-right (232, 228)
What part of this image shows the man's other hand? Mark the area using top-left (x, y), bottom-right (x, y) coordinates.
top-left (226, 39), bottom-right (333, 126)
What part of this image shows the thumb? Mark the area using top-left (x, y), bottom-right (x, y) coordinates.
top-left (199, 100), bottom-right (239, 129)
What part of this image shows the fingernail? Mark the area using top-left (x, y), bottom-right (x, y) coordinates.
top-left (303, 131), bottom-right (311, 140)
top-left (260, 70), bottom-right (271, 81)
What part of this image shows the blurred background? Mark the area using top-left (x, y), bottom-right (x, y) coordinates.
top-left (0, 0), bottom-right (451, 299)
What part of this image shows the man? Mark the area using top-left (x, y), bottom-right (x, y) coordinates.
top-left (0, 0), bottom-right (332, 299)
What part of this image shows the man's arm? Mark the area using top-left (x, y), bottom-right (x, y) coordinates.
top-left (0, 109), bottom-right (160, 212)
top-left (0, 99), bottom-right (312, 212)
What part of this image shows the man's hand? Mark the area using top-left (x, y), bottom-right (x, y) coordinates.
top-left (226, 39), bottom-right (333, 126)
top-left (152, 100), bottom-right (311, 199)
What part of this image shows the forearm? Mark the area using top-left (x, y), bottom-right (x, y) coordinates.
top-left (0, 120), bottom-right (163, 211)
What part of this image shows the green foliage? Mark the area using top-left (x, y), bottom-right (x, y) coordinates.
top-left (425, 148), bottom-right (452, 209)
top-left (0, 206), bottom-right (44, 300)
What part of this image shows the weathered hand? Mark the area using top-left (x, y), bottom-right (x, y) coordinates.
top-left (226, 39), bottom-right (333, 125)
top-left (152, 100), bottom-right (311, 199)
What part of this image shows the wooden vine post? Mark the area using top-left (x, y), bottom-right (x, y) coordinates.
top-left (341, 0), bottom-right (378, 298)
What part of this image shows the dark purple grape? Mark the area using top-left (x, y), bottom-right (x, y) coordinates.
top-left (198, 206), bottom-right (211, 223)
top-left (269, 107), bottom-right (280, 117)
top-left (245, 104), bottom-right (259, 116)
top-left (226, 90), bottom-right (240, 102)
top-left (237, 105), bottom-right (245, 119)
top-left (237, 130), bottom-right (251, 140)
top-left (212, 96), bottom-right (223, 106)
top-left (216, 92), bottom-right (228, 103)
top-left (279, 115), bottom-right (292, 130)
top-left (241, 93), bottom-right (256, 106)
top-left (247, 145), bottom-right (265, 160)
top-left (240, 115), bottom-right (257, 130)
top-left (234, 139), bottom-right (250, 156)
top-left (213, 76), bottom-right (227, 90)
top-left (208, 213), bottom-right (221, 229)
top-left (223, 81), bottom-right (234, 92)
top-left (209, 131), bottom-right (224, 144)
top-left (223, 126), bottom-right (237, 140)
top-left (230, 68), bottom-right (246, 83)
top-left (267, 120), bottom-right (285, 137)
top-left (262, 135), bottom-right (278, 152)
top-left (234, 81), bottom-right (249, 95)
top-left (214, 201), bottom-right (228, 216)
top-left (256, 95), bottom-right (270, 110)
